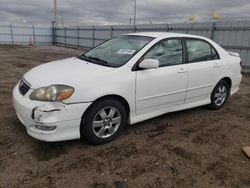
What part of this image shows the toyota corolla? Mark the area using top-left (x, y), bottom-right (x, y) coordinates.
top-left (13, 32), bottom-right (242, 144)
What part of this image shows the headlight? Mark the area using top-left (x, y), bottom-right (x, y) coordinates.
top-left (30, 85), bottom-right (74, 101)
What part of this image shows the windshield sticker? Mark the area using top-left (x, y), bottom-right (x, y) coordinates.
top-left (117, 49), bottom-right (136, 55)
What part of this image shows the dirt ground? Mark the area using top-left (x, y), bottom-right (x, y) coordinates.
top-left (0, 45), bottom-right (249, 188)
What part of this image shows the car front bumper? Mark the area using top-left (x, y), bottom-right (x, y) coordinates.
top-left (13, 84), bottom-right (91, 142)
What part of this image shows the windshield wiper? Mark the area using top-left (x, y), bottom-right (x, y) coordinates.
top-left (77, 54), bottom-right (91, 61)
top-left (77, 54), bottom-right (109, 66)
top-left (88, 56), bottom-right (109, 66)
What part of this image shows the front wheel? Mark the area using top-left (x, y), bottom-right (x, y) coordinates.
top-left (80, 99), bottom-right (127, 145)
top-left (209, 80), bottom-right (230, 110)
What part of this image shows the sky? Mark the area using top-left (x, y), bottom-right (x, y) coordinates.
top-left (0, 0), bottom-right (250, 26)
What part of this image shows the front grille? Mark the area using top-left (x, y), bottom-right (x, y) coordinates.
top-left (19, 79), bottom-right (30, 96)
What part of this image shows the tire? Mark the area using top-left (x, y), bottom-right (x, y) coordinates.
top-left (209, 80), bottom-right (230, 110)
top-left (80, 99), bottom-right (127, 145)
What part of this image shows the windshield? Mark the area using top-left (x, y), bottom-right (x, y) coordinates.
top-left (78, 35), bottom-right (154, 67)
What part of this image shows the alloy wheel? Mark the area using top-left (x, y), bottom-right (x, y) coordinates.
top-left (214, 85), bottom-right (227, 106)
top-left (92, 106), bottom-right (121, 138)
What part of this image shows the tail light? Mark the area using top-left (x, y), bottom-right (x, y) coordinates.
top-left (240, 61), bottom-right (243, 68)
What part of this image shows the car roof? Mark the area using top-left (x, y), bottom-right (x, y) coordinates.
top-left (125, 32), bottom-right (207, 39)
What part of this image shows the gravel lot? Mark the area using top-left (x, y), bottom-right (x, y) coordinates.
top-left (0, 45), bottom-right (249, 188)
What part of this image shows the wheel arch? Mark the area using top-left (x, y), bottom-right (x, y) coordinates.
top-left (209, 77), bottom-right (232, 110)
top-left (220, 77), bottom-right (232, 89)
top-left (81, 94), bottom-right (130, 120)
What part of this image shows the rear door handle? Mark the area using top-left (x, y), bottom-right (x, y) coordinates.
top-left (178, 67), bottom-right (187, 73)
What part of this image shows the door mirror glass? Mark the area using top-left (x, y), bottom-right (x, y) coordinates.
top-left (139, 59), bottom-right (159, 69)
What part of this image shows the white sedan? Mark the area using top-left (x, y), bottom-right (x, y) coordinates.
top-left (13, 32), bottom-right (242, 144)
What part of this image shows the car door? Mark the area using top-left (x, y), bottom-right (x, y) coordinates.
top-left (135, 38), bottom-right (188, 115)
top-left (184, 38), bottom-right (222, 104)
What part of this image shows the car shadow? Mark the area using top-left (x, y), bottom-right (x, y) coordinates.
top-left (29, 105), bottom-right (208, 161)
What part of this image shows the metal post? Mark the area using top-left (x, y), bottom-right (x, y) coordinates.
top-left (10, 24), bottom-right (14, 44)
top-left (32, 25), bottom-right (36, 44)
top-left (64, 26), bottom-right (66, 47)
top-left (210, 22), bottom-right (216, 40)
top-left (110, 26), bottom-right (113, 39)
top-left (77, 26), bottom-right (80, 47)
top-left (166, 24), bottom-right (169, 32)
top-left (92, 26), bottom-right (95, 47)
top-left (52, 21), bottom-right (56, 45)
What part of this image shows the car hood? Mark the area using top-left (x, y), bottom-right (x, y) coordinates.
top-left (23, 57), bottom-right (114, 88)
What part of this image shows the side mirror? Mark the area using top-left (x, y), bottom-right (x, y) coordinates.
top-left (139, 59), bottom-right (159, 69)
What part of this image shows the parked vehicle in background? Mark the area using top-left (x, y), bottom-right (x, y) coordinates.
top-left (13, 32), bottom-right (242, 145)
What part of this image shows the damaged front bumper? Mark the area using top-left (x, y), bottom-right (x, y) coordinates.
top-left (12, 85), bottom-right (91, 142)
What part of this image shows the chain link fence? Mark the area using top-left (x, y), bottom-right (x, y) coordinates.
top-left (55, 21), bottom-right (250, 72)
top-left (0, 21), bottom-right (250, 71)
top-left (0, 24), bottom-right (52, 45)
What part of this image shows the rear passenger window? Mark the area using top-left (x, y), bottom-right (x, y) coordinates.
top-left (186, 39), bottom-right (219, 63)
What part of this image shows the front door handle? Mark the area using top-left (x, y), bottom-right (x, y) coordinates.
top-left (178, 67), bottom-right (187, 73)
top-left (213, 62), bottom-right (221, 68)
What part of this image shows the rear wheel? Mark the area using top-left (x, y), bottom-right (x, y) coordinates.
top-left (81, 99), bottom-right (127, 145)
top-left (209, 80), bottom-right (230, 110)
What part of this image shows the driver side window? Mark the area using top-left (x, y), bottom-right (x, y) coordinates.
top-left (144, 39), bottom-right (183, 67)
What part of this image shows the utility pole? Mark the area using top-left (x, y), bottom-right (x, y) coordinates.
top-left (54, 0), bottom-right (57, 26)
top-left (61, 11), bottom-right (64, 26)
top-left (133, 0), bottom-right (136, 29)
top-left (107, 16), bottom-right (110, 25)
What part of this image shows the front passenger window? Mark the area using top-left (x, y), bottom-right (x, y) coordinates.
top-left (143, 39), bottom-right (183, 67)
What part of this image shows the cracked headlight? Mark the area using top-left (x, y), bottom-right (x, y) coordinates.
top-left (30, 85), bottom-right (74, 101)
